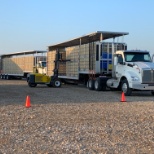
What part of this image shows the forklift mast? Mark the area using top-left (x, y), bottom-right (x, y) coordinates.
top-left (53, 49), bottom-right (70, 78)
top-left (53, 49), bottom-right (60, 77)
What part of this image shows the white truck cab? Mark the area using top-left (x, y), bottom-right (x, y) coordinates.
top-left (106, 50), bottom-right (154, 95)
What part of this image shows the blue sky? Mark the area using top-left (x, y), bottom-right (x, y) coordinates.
top-left (0, 0), bottom-right (154, 54)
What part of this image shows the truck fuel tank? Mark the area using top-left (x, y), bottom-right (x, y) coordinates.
top-left (106, 78), bottom-right (119, 88)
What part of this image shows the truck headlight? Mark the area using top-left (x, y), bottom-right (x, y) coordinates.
top-left (131, 76), bottom-right (139, 81)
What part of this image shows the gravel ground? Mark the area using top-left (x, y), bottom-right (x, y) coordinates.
top-left (0, 79), bottom-right (154, 154)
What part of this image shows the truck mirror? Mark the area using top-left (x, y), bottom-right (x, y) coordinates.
top-left (117, 55), bottom-right (123, 64)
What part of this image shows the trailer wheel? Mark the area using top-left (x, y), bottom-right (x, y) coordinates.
top-left (94, 78), bottom-right (102, 91)
top-left (121, 79), bottom-right (132, 96)
top-left (53, 79), bottom-right (61, 88)
top-left (28, 82), bottom-right (37, 87)
top-left (3, 75), bottom-right (6, 79)
top-left (2, 75), bottom-right (5, 79)
top-left (6, 75), bottom-right (10, 80)
top-left (88, 79), bottom-right (95, 90)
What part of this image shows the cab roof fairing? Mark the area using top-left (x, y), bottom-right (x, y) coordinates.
top-left (124, 50), bottom-right (150, 53)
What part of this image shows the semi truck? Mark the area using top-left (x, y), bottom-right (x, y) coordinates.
top-left (0, 50), bottom-right (46, 80)
top-left (47, 31), bottom-right (154, 95)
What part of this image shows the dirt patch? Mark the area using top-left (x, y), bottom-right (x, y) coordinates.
top-left (0, 79), bottom-right (154, 153)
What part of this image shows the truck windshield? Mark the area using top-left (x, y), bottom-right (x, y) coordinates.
top-left (124, 52), bottom-right (152, 62)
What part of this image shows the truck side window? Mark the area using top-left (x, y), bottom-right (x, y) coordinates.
top-left (118, 54), bottom-right (123, 63)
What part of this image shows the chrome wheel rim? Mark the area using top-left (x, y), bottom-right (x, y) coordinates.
top-left (122, 83), bottom-right (127, 93)
top-left (89, 80), bottom-right (92, 88)
top-left (95, 81), bottom-right (98, 89)
top-left (55, 81), bottom-right (60, 87)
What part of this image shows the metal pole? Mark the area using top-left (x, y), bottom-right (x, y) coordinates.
top-left (100, 33), bottom-right (103, 41)
top-left (112, 37), bottom-right (115, 77)
top-left (79, 38), bottom-right (81, 73)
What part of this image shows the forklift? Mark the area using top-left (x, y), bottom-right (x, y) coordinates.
top-left (27, 49), bottom-right (63, 88)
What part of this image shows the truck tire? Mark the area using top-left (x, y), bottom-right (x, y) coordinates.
top-left (86, 80), bottom-right (89, 88)
top-left (28, 82), bottom-right (37, 87)
top-left (53, 79), bottom-right (61, 88)
top-left (4, 75), bottom-right (7, 80)
top-left (121, 79), bottom-right (132, 96)
top-left (94, 78), bottom-right (102, 91)
top-left (2, 74), bottom-right (5, 79)
top-left (88, 79), bottom-right (95, 90)
top-left (6, 75), bottom-right (10, 80)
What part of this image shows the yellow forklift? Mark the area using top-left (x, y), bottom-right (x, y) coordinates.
top-left (27, 50), bottom-right (63, 88)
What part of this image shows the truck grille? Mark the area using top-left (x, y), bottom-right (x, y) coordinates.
top-left (142, 69), bottom-right (154, 83)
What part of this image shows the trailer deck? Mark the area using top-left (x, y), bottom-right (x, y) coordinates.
top-left (47, 31), bottom-right (129, 81)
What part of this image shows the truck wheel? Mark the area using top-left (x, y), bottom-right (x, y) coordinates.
top-left (28, 82), bottom-right (37, 87)
top-left (88, 79), bottom-right (94, 90)
top-left (53, 79), bottom-right (61, 87)
top-left (94, 78), bottom-right (102, 91)
top-left (121, 79), bottom-right (132, 96)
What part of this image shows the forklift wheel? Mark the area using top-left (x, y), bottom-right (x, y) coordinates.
top-left (53, 79), bottom-right (61, 88)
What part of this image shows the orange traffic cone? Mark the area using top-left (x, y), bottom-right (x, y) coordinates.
top-left (121, 92), bottom-right (126, 102)
top-left (25, 95), bottom-right (31, 108)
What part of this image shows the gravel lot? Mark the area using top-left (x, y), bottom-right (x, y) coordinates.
top-left (0, 79), bottom-right (154, 154)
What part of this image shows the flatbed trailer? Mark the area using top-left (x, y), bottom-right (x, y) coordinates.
top-left (47, 31), bottom-right (128, 84)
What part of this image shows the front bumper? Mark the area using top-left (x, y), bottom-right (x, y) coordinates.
top-left (132, 83), bottom-right (154, 90)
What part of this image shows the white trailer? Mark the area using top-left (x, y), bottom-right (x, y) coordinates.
top-left (0, 50), bottom-right (47, 80)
